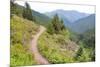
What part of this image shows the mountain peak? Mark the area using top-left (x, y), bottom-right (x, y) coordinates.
top-left (45, 9), bottom-right (90, 22)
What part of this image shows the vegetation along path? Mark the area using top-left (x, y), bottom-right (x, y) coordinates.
top-left (30, 25), bottom-right (49, 64)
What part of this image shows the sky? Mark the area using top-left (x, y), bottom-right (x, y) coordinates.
top-left (15, 0), bottom-right (95, 14)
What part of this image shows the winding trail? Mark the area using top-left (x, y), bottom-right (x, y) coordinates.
top-left (30, 25), bottom-right (49, 64)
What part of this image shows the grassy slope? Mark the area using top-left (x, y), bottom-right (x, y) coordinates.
top-left (10, 15), bottom-right (93, 66)
top-left (38, 29), bottom-right (94, 63)
top-left (38, 30), bottom-right (79, 64)
top-left (10, 15), bottom-right (39, 66)
top-left (10, 15), bottom-right (79, 65)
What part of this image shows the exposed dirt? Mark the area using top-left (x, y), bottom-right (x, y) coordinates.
top-left (30, 25), bottom-right (49, 65)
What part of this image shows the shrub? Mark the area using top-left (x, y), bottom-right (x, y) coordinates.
top-left (11, 44), bottom-right (36, 66)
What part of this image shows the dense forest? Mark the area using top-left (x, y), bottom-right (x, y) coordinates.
top-left (10, 0), bottom-right (95, 66)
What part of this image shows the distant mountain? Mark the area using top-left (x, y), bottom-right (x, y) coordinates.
top-left (45, 9), bottom-right (95, 34)
top-left (45, 9), bottom-right (90, 22)
top-left (13, 3), bottom-right (95, 34)
top-left (68, 14), bottom-right (95, 34)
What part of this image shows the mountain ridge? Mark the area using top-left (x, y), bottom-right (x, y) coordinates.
top-left (68, 14), bottom-right (95, 34)
top-left (45, 9), bottom-right (90, 22)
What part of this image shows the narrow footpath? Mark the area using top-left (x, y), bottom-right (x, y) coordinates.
top-left (30, 26), bottom-right (49, 64)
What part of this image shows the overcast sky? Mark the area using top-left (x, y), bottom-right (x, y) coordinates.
top-left (15, 0), bottom-right (95, 14)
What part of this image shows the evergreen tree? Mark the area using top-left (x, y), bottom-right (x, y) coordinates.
top-left (52, 14), bottom-right (60, 33)
top-left (23, 2), bottom-right (35, 21)
top-left (47, 23), bottom-right (54, 34)
top-left (47, 14), bottom-right (66, 34)
top-left (52, 14), bottom-right (59, 32)
top-left (10, 0), bottom-right (16, 16)
top-left (10, 0), bottom-right (23, 17)
top-left (60, 19), bottom-right (65, 30)
top-left (74, 47), bottom-right (83, 61)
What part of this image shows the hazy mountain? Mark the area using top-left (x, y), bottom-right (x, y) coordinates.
top-left (69, 14), bottom-right (95, 34)
top-left (45, 9), bottom-right (90, 22)
top-left (45, 9), bottom-right (95, 34)
top-left (13, 3), bottom-right (95, 34)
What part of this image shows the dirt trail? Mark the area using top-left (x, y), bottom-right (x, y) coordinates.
top-left (30, 25), bottom-right (49, 64)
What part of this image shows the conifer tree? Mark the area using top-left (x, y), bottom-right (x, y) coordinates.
top-left (60, 19), bottom-right (65, 30)
top-left (23, 2), bottom-right (35, 21)
top-left (74, 47), bottom-right (83, 61)
top-left (50, 14), bottom-right (66, 34)
top-left (52, 14), bottom-right (60, 33)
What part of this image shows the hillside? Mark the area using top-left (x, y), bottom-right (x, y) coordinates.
top-left (11, 3), bottom-right (51, 26)
top-left (69, 14), bottom-right (95, 34)
top-left (32, 10), bottom-right (51, 26)
top-left (38, 30), bottom-right (79, 63)
top-left (11, 1), bottom-right (95, 66)
top-left (10, 15), bottom-right (80, 65)
top-left (10, 15), bottom-right (39, 66)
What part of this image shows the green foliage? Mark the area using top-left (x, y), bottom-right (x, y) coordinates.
top-left (38, 31), bottom-right (77, 64)
top-left (11, 15), bottom-right (38, 45)
top-left (10, 1), bottom-right (95, 64)
top-left (81, 29), bottom-right (95, 49)
top-left (22, 2), bottom-right (36, 21)
top-left (79, 29), bottom-right (95, 61)
top-left (10, 1), bottom-right (36, 22)
top-left (60, 19), bottom-right (66, 30)
top-left (10, 15), bottom-right (39, 66)
top-left (74, 47), bottom-right (83, 61)
top-left (52, 14), bottom-right (61, 32)
top-left (32, 10), bottom-right (51, 26)
top-left (47, 14), bottom-right (66, 34)
top-left (10, 1), bottom-right (23, 17)
top-left (47, 23), bottom-right (54, 34)
top-left (69, 29), bottom-right (95, 62)
top-left (74, 41), bottom-right (95, 62)
top-left (11, 43), bottom-right (36, 66)
top-left (69, 32), bottom-right (80, 44)
top-left (10, 0), bottom-right (51, 27)
top-left (39, 25), bottom-right (95, 63)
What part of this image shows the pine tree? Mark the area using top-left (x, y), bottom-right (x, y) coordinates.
top-left (10, 0), bottom-right (16, 16)
top-left (52, 14), bottom-right (60, 33)
top-left (48, 14), bottom-right (66, 34)
top-left (74, 47), bottom-right (83, 61)
top-left (60, 19), bottom-right (65, 30)
top-left (11, 0), bottom-right (23, 17)
top-left (47, 23), bottom-right (54, 34)
top-left (23, 2), bottom-right (35, 21)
